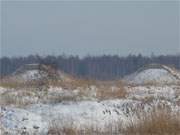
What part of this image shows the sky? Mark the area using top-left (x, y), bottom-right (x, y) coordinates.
top-left (0, 0), bottom-right (179, 57)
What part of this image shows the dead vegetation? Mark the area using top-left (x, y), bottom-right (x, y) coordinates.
top-left (124, 107), bottom-right (180, 135)
top-left (96, 85), bottom-right (126, 100)
top-left (47, 119), bottom-right (122, 135)
top-left (47, 107), bottom-right (180, 135)
top-left (0, 76), bottom-right (126, 107)
top-left (0, 89), bottom-right (38, 107)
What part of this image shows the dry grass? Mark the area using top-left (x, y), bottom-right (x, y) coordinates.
top-left (124, 108), bottom-right (180, 135)
top-left (47, 120), bottom-right (122, 135)
top-left (0, 77), bottom-right (26, 88)
top-left (49, 77), bottom-right (126, 91)
top-left (0, 76), bottom-right (127, 104)
top-left (0, 77), bottom-right (45, 89)
top-left (0, 82), bottom-right (126, 107)
top-left (45, 93), bottom-right (79, 104)
top-left (75, 79), bottom-right (126, 100)
top-left (47, 107), bottom-right (180, 135)
top-left (48, 121), bottom-right (76, 135)
top-left (0, 89), bottom-right (38, 107)
top-left (48, 125), bottom-right (109, 135)
top-left (96, 86), bottom-right (126, 100)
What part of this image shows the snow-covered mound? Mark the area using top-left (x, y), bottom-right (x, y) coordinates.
top-left (12, 64), bottom-right (72, 82)
top-left (17, 70), bottom-right (41, 81)
top-left (125, 64), bottom-right (180, 85)
top-left (12, 64), bottom-right (43, 81)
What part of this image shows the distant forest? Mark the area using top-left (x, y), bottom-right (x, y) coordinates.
top-left (0, 54), bottom-right (180, 80)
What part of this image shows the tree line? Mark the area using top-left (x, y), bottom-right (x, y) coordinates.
top-left (0, 54), bottom-right (180, 80)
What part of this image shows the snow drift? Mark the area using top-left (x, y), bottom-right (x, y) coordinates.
top-left (125, 64), bottom-right (180, 85)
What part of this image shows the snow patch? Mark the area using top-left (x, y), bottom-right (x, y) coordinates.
top-left (0, 107), bottom-right (48, 135)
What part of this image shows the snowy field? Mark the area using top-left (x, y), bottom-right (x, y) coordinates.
top-left (0, 65), bottom-right (180, 135)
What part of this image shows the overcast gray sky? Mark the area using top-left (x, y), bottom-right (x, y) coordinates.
top-left (1, 1), bottom-right (179, 57)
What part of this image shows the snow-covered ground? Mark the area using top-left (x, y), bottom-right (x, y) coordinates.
top-left (0, 65), bottom-right (180, 135)
top-left (0, 85), bottom-right (180, 135)
top-left (20, 70), bottom-right (41, 81)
